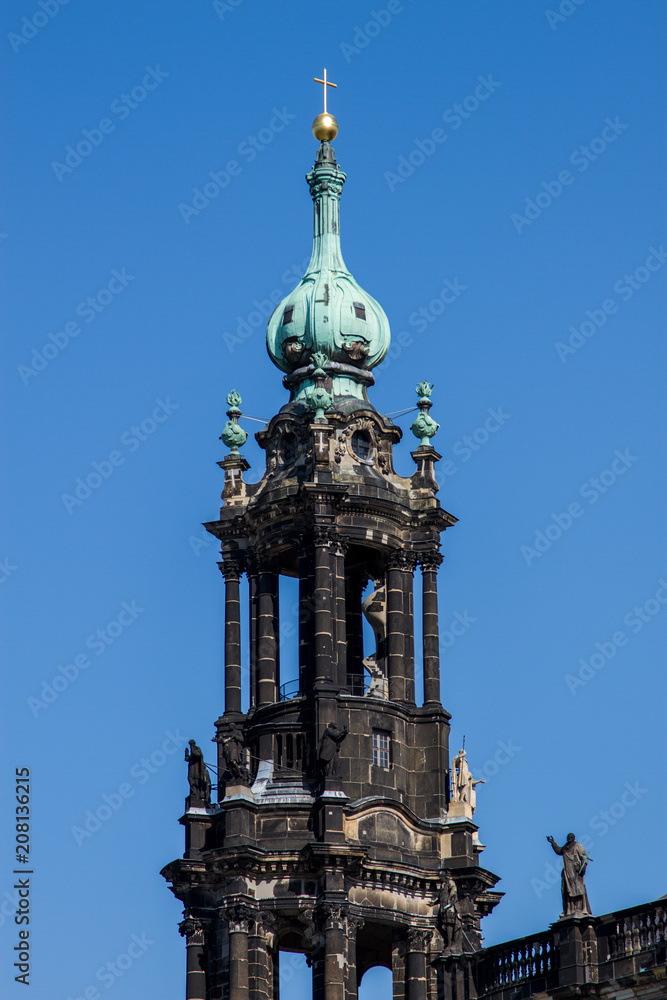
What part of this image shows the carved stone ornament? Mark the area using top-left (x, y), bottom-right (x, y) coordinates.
top-left (179, 917), bottom-right (209, 946)
top-left (317, 901), bottom-right (346, 931)
top-left (420, 549), bottom-right (443, 572)
top-left (297, 907), bottom-right (318, 959)
top-left (218, 723), bottom-right (252, 786)
top-left (222, 903), bottom-right (255, 934)
top-left (342, 340), bottom-right (370, 363)
top-left (255, 910), bottom-right (278, 949)
top-left (220, 557), bottom-right (242, 581)
top-left (407, 927), bottom-right (432, 951)
top-left (384, 549), bottom-right (416, 572)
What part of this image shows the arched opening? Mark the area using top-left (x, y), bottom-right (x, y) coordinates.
top-left (278, 574), bottom-right (299, 700)
top-left (359, 963), bottom-right (393, 997)
top-left (277, 949), bottom-right (311, 997)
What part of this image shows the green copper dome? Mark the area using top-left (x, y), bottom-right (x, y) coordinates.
top-left (266, 141), bottom-right (391, 403)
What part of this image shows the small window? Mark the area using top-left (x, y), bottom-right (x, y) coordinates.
top-left (351, 430), bottom-right (372, 461)
top-left (283, 305), bottom-right (294, 325)
top-left (281, 433), bottom-right (297, 464)
top-left (353, 302), bottom-right (366, 320)
top-left (372, 729), bottom-right (391, 768)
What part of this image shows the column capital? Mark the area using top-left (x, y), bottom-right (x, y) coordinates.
top-left (221, 903), bottom-right (255, 934)
top-left (385, 549), bottom-right (417, 572)
top-left (312, 523), bottom-right (340, 549)
top-left (407, 927), bottom-right (433, 951)
top-left (219, 557), bottom-right (243, 581)
top-left (316, 900), bottom-right (347, 931)
top-left (179, 916), bottom-right (211, 946)
top-left (419, 549), bottom-right (443, 571)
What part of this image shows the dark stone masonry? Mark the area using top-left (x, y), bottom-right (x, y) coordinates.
top-left (162, 118), bottom-right (665, 999)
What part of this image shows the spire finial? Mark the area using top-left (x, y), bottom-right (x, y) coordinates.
top-left (312, 67), bottom-right (339, 142)
top-left (411, 381), bottom-right (440, 447)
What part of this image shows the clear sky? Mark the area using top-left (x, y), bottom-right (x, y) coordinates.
top-left (1, 1), bottom-right (665, 998)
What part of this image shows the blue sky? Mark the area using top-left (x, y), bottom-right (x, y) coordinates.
top-left (1, 1), bottom-right (665, 997)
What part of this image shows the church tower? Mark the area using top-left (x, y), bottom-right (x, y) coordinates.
top-left (162, 79), bottom-right (501, 1000)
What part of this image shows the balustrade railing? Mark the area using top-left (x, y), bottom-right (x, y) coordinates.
top-left (601, 901), bottom-right (665, 961)
top-left (476, 931), bottom-right (558, 996)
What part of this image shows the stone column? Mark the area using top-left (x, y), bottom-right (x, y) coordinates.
top-left (247, 553), bottom-right (259, 710)
top-left (421, 551), bottom-right (443, 705)
top-left (298, 540), bottom-right (314, 692)
top-left (332, 535), bottom-right (348, 690)
top-left (391, 931), bottom-right (407, 1000)
top-left (179, 918), bottom-right (208, 1000)
top-left (249, 911), bottom-right (277, 1000)
top-left (223, 905), bottom-right (254, 1000)
top-left (257, 560), bottom-right (279, 706)
top-left (221, 558), bottom-right (243, 714)
top-left (313, 903), bottom-right (347, 1000)
top-left (386, 551), bottom-right (415, 703)
top-left (345, 914), bottom-right (364, 999)
top-left (406, 929), bottom-right (431, 1000)
top-left (313, 527), bottom-right (334, 684)
top-left (405, 554), bottom-right (416, 702)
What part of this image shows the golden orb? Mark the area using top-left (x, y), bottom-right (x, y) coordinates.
top-left (312, 112), bottom-right (339, 142)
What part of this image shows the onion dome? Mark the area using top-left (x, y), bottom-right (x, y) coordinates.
top-left (266, 130), bottom-right (391, 405)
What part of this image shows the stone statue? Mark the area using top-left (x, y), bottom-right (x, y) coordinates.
top-left (438, 875), bottom-right (463, 953)
top-left (184, 740), bottom-right (211, 807)
top-left (451, 748), bottom-right (485, 812)
top-left (219, 724), bottom-right (251, 786)
top-left (547, 833), bottom-right (592, 917)
top-left (363, 655), bottom-right (387, 699)
top-left (318, 723), bottom-right (349, 778)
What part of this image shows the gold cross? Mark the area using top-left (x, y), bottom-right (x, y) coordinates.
top-left (313, 68), bottom-right (337, 114)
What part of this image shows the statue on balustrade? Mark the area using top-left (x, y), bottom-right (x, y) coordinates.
top-left (547, 832), bottom-right (592, 917)
top-left (451, 747), bottom-right (485, 813)
top-left (184, 740), bottom-right (211, 807)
